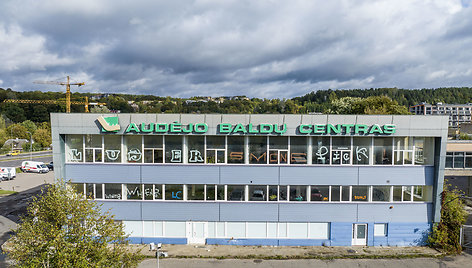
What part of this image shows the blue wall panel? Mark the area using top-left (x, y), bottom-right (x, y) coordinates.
top-left (206, 238), bottom-right (279, 246)
top-left (357, 203), bottom-right (433, 223)
top-left (219, 166), bottom-right (279, 185)
top-left (387, 222), bottom-right (431, 246)
top-left (141, 237), bottom-right (187, 245)
top-left (219, 203), bottom-right (279, 222)
top-left (98, 201), bottom-right (142, 220)
top-left (279, 204), bottom-right (357, 222)
top-left (330, 222), bottom-right (352, 246)
top-left (141, 202), bottom-right (219, 221)
top-left (141, 165), bottom-right (219, 184)
top-left (358, 166), bottom-right (434, 185)
top-left (280, 166), bottom-right (358, 185)
top-left (65, 164), bottom-right (140, 183)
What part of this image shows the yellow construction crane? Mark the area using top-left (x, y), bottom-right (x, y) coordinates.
top-left (33, 76), bottom-right (85, 113)
top-left (2, 97), bottom-right (106, 112)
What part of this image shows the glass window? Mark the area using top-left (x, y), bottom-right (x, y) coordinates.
top-left (105, 184), bottom-right (122, 199)
top-left (144, 136), bottom-right (163, 163)
top-left (372, 186), bottom-right (390, 202)
top-left (153, 185), bottom-right (163, 200)
top-left (341, 186), bottom-right (350, 201)
top-left (126, 184), bottom-right (142, 200)
top-left (165, 184), bottom-right (183, 201)
top-left (290, 137), bottom-right (307, 164)
top-left (289, 185), bottom-right (307, 201)
top-left (353, 137), bottom-right (370, 165)
top-left (268, 185), bottom-right (278, 201)
top-left (279, 186), bottom-right (288, 201)
top-left (403, 186), bottom-right (412, 201)
top-left (86, 183), bottom-right (94, 199)
top-left (227, 136), bottom-right (245, 164)
top-left (453, 152), bottom-right (465, 168)
top-left (331, 186), bottom-right (341, 201)
top-left (269, 137), bottom-right (288, 164)
top-left (143, 184), bottom-right (154, 200)
top-left (217, 185), bottom-right (225, 200)
top-left (206, 185), bottom-right (216, 200)
top-left (95, 183), bottom-right (103, 199)
top-left (249, 185), bottom-right (267, 201)
top-left (206, 136), bottom-right (225, 164)
top-left (125, 136), bottom-right (142, 163)
top-left (393, 186), bottom-right (402, 201)
top-left (414, 137), bottom-right (435, 165)
top-left (374, 223), bottom-right (387, 236)
top-left (413, 186), bottom-right (432, 202)
top-left (247, 222), bottom-right (266, 238)
top-left (85, 135), bottom-right (102, 162)
top-left (374, 138), bottom-right (392, 165)
top-left (352, 186), bottom-right (369, 202)
top-left (445, 152), bottom-right (453, 168)
top-left (466, 152), bottom-right (472, 168)
top-left (331, 137), bottom-right (351, 165)
top-left (310, 186), bottom-right (329, 201)
top-left (70, 183), bottom-right (84, 195)
top-left (249, 136), bottom-right (267, 164)
top-left (66, 135), bottom-right (83, 162)
top-left (187, 184), bottom-right (205, 200)
top-left (104, 135), bottom-right (122, 163)
top-left (165, 136), bottom-right (183, 163)
top-left (227, 185), bottom-right (245, 201)
top-left (394, 137), bottom-right (413, 165)
top-left (188, 136), bottom-right (205, 164)
top-left (313, 137), bottom-right (330, 165)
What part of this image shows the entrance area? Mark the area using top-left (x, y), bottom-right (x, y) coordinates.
top-left (352, 223), bottom-right (367, 246)
top-left (187, 222), bottom-right (207, 244)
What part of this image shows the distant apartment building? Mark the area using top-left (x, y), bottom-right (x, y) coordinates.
top-left (409, 102), bottom-right (472, 128)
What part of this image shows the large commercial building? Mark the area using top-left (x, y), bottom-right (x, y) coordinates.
top-left (410, 102), bottom-right (472, 128)
top-left (51, 113), bottom-right (448, 246)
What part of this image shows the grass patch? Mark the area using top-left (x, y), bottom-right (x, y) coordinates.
top-left (0, 189), bottom-right (18, 195)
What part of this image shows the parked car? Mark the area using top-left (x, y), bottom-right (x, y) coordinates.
top-left (0, 167), bottom-right (16, 180)
top-left (47, 162), bottom-right (54, 171)
top-left (251, 190), bottom-right (266, 201)
top-left (21, 161), bottom-right (49, 173)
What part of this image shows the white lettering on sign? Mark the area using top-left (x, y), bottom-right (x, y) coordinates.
top-left (316, 146), bottom-right (328, 161)
top-left (127, 148), bottom-right (142, 162)
top-left (171, 150), bottom-right (182, 162)
top-left (105, 150), bottom-right (121, 161)
top-left (70, 149), bottom-right (82, 161)
top-left (189, 150), bottom-right (204, 163)
top-left (356, 147), bottom-right (368, 161)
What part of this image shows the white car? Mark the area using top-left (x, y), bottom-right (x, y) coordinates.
top-left (21, 161), bottom-right (49, 173)
top-left (0, 167), bottom-right (16, 180)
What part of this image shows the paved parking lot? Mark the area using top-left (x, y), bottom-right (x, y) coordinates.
top-left (0, 170), bottom-right (54, 193)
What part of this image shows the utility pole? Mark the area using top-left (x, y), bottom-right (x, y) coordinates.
top-left (26, 131), bottom-right (32, 160)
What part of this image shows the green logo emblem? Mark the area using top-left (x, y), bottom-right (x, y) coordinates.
top-left (97, 116), bottom-right (120, 132)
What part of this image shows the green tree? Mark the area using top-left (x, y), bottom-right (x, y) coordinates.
top-left (21, 120), bottom-right (38, 135)
top-left (428, 183), bottom-right (468, 254)
top-left (6, 124), bottom-right (29, 140)
top-left (7, 179), bottom-right (142, 267)
top-left (33, 128), bottom-right (52, 148)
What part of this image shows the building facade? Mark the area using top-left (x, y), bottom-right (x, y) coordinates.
top-left (51, 113), bottom-right (448, 246)
top-left (410, 102), bottom-right (472, 128)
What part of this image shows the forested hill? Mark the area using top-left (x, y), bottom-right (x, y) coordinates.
top-left (1, 87), bottom-right (472, 123)
top-left (295, 87), bottom-right (472, 107)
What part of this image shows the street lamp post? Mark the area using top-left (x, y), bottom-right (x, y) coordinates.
top-left (26, 131), bottom-right (32, 161)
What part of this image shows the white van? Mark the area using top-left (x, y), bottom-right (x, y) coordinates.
top-left (0, 167), bottom-right (16, 180)
top-left (21, 161), bottom-right (49, 173)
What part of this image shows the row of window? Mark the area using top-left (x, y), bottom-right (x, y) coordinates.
top-left (123, 221), bottom-right (388, 239)
top-left (71, 183), bottom-right (432, 202)
top-left (446, 152), bottom-right (472, 169)
top-left (65, 135), bottom-right (435, 166)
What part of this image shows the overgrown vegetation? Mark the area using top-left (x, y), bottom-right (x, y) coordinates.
top-left (6, 179), bottom-right (142, 267)
top-left (428, 183), bottom-right (468, 254)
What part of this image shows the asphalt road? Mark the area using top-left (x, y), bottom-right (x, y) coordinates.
top-left (0, 151), bottom-right (52, 167)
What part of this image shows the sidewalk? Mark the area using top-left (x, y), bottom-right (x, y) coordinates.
top-left (131, 244), bottom-right (443, 260)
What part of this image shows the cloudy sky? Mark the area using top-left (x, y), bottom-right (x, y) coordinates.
top-left (0, 0), bottom-right (472, 98)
